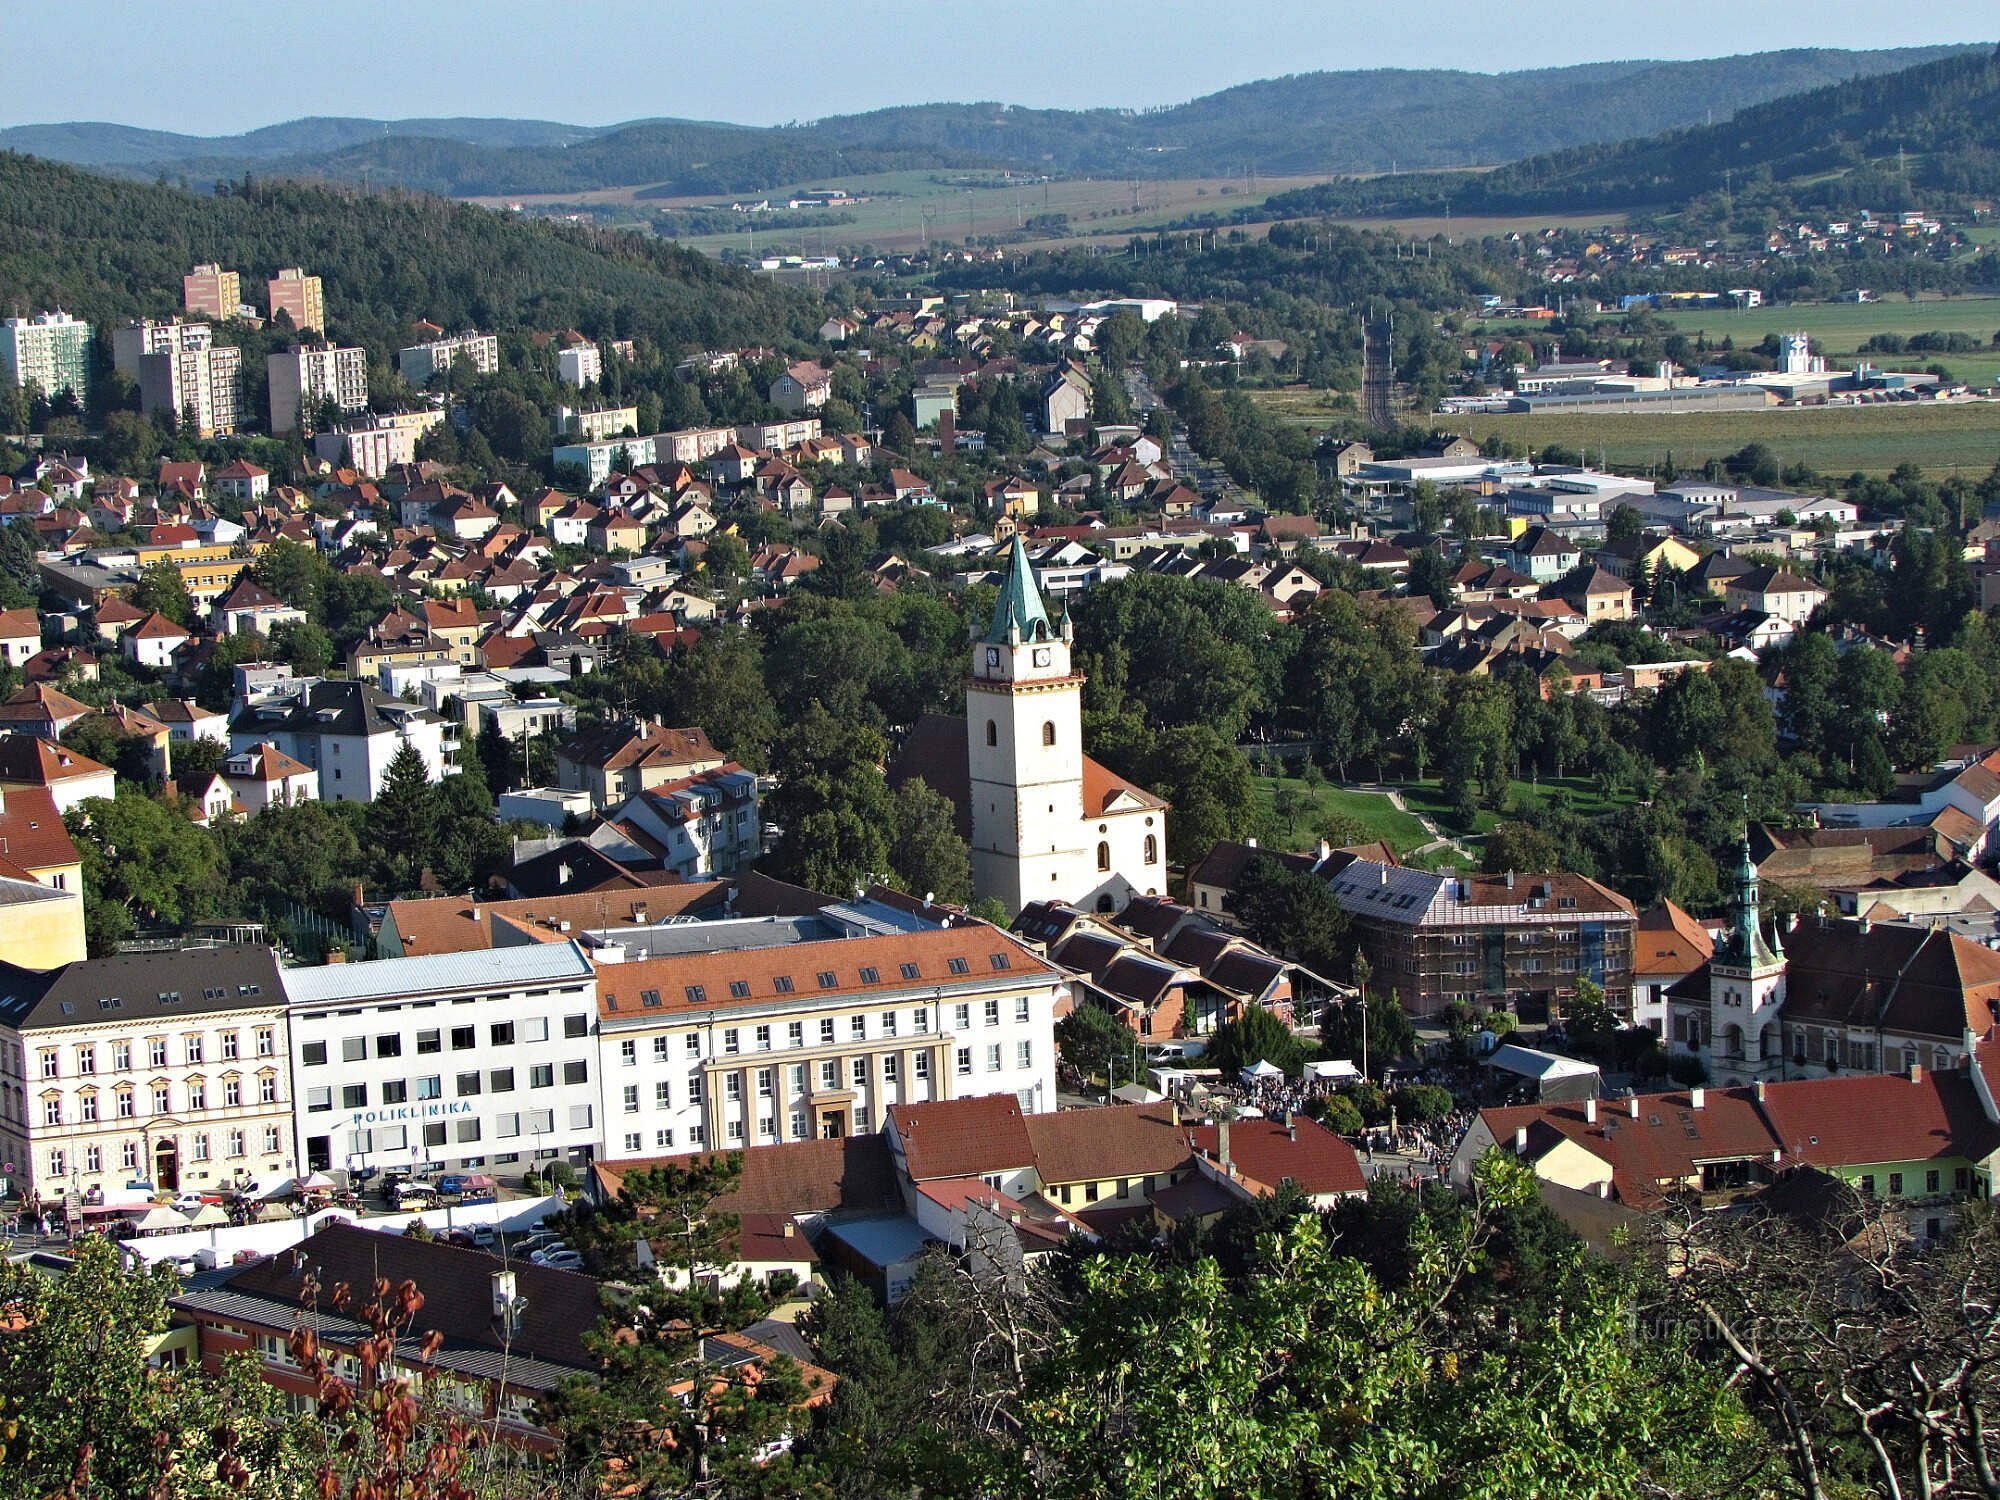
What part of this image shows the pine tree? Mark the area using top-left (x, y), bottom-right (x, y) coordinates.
top-left (367, 741), bottom-right (438, 893)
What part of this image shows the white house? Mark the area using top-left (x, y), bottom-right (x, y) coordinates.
top-left (226, 678), bottom-right (451, 803)
top-left (594, 765), bottom-right (762, 880)
top-left (283, 943), bottom-right (601, 1181)
top-left (123, 612), bottom-right (192, 670)
top-left (222, 742), bottom-right (318, 815)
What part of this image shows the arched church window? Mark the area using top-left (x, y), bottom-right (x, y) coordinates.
top-left (985, 720), bottom-right (997, 746)
top-left (1143, 834), bottom-right (1158, 865)
top-left (1096, 842), bottom-right (1111, 872)
top-left (1042, 721), bottom-right (1056, 746)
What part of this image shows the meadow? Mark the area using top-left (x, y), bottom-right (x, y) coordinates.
top-left (1250, 388), bottom-right (2000, 476)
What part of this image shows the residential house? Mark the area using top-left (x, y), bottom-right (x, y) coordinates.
top-left (0, 736), bottom-right (114, 815)
top-left (227, 678), bottom-right (451, 802)
top-left (222, 742), bottom-right (318, 814)
top-left (769, 362), bottom-right (832, 415)
top-left (555, 720), bottom-right (723, 812)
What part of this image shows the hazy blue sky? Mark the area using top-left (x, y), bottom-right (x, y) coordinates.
top-left (10, 1), bottom-right (1997, 133)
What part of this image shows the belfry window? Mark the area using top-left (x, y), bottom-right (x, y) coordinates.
top-left (1097, 842), bottom-right (1111, 871)
top-left (986, 720), bottom-right (998, 746)
top-left (1042, 721), bottom-right (1056, 746)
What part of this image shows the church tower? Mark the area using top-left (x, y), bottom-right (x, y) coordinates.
top-left (1708, 816), bottom-right (1787, 1082)
top-left (967, 535), bottom-right (1087, 913)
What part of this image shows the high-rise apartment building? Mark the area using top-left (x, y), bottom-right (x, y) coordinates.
top-left (139, 344), bottom-right (243, 437)
top-left (266, 345), bottom-right (367, 434)
top-left (111, 317), bottom-right (212, 380)
top-left (183, 263), bottom-right (242, 320)
top-left (0, 312), bottom-right (92, 404)
top-left (266, 267), bottom-right (326, 333)
top-left (396, 330), bottom-right (499, 385)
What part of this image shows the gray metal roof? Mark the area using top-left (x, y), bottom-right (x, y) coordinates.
top-left (283, 942), bottom-right (594, 1008)
top-left (0, 944), bottom-right (284, 1031)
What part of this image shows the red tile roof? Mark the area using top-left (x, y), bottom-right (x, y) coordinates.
top-left (1758, 1069), bottom-right (2000, 1170)
top-left (891, 1095), bottom-right (1036, 1181)
top-left (1186, 1117), bottom-right (1365, 1198)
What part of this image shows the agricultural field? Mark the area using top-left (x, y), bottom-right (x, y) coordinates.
top-left (1641, 293), bottom-right (2000, 355)
top-left (1249, 388), bottom-right (2000, 476)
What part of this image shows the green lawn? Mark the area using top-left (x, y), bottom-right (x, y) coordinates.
top-left (1252, 776), bottom-right (1432, 855)
top-left (1642, 294), bottom-right (2000, 351)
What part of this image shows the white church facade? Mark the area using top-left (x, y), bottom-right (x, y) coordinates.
top-left (892, 535), bottom-right (1168, 916)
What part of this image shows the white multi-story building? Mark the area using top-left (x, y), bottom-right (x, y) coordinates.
top-left (0, 945), bottom-right (292, 1207)
top-left (591, 909), bottom-right (1063, 1157)
top-left (594, 765), bottom-right (762, 880)
top-left (0, 311), bottom-right (91, 404)
top-left (397, 331), bottom-right (499, 386)
top-left (225, 677), bottom-right (451, 802)
top-left (138, 344), bottom-right (243, 437)
top-left (284, 944), bottom-right (601, 1181)
top-left (267, 345), bottom-right (367, 434)
top-left (111, 317), bottom-right (211, 379)
top-left (557, 342), bottom-right (602, 390)
top-left (554, 405), bottom-right (640, 442)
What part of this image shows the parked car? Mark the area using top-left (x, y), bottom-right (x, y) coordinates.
top-left (170, 1192), bottom-right (206, 1213)
top-left (532, 1249), bottom-right (584, 1271)
top-left (470, 1225), bottom-right (498, 1249)
top-left (526, 1242), bottom-right (570, 1264)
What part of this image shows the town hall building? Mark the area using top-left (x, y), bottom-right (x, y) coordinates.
top-left (891, 535), bottom-right (1167, 915)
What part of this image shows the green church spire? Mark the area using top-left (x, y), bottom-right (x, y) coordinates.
top-left (984, 532), bottom-right (1052, 645)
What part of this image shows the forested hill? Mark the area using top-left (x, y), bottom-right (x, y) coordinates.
top-left (1264, 44), bottom-right (2000, 221)
top-left (3, 46), bottom-right (1975, 198)
top-left (0, 153), bottom-right (817, 355)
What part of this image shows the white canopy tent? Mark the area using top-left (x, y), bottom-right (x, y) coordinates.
top-left (1304, 1059), bottom-right (1363, 1084)
top-left (132, 1206), bottom-right (187, 1235)
top-left (185, 1203), bottom-right (230, 1229)
top-left (1241, 1059), bottom-right (1285, 1081)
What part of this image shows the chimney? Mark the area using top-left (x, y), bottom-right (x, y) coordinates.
top-left (782, 1221), bottom-right (795, 1238)
top-left (1910, 1061), bottom-right (1924, 1084)
top-left (1378, 865), bottom-right (1389, 887)
top-left (1628, 1096), bottom-right (1640, 1119)
top-left (1218, 1117), bottom-right (1232, 1174)
top-left (1505, 870), bottom-right (1516, 890)
top-left (1243, 836), bottom-right (1258, 849)
top-left (1754, 1081), bottom-right (1766, 1101)
top-left (1583, 1097), bottom-right (1597, 1124)
top-left (1689, 1087), bottom-right (1706, 1110)
top-left (1513, 1125), bottom-right (1529, 1154)
top-left (490, 1270), bottom-right (520, 1334)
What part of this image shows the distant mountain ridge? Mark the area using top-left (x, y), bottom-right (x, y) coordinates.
top-left (2, 46), bottom-right (1978, 197)
top-left (1262, 43), bottom-right (2000, 220)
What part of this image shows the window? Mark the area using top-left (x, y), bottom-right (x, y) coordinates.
top-left (655, 1080), bottom-right (672, 1108)
top-left (624, 1133), bottom-right (643, 1154)
top-left (787, 1022), bottom-right (804, 1048)
top-left (819, 1060), bottom-right (838, 1089)
top-left (985, 720), bottom-right (997, 746)
top-left (121, 1140), bottom-right (138, 1170)
top-left (75, 1046), bottom-right (94, 1075)
top-left (774, 976), bottom-right (794, 995)
top-left (42, 1097), bottom-right (61, 1127)
top-left (851, 1058), bottom-right (868, 1087)
top-left (914, 1008), bottom-right (930, 1033)
top-left (788, 1063), bottom-right (806, 1092)
top-left (383, 1080), bottom-right (407, 1104)
top-left (490, 1067), bottom-right (514, 1092)
top-left (1017, 1040), bottom-right (1033, 1069)
top-left (954, 1004), bottom-right (970, 1031)
top-left (489, 1022), bottom-right (515, 1047)
top-left (341, 1084), bottom-right (366, 1109)
top-left (416, 1076), bottom-right (442, 1100)
top-left (1862, 1175), bottom-right (1877, 1195)
top-left (653, 1036), bottom-right (671, 1062)
top-left (686, 986), bottom-right (708, 1006)
top-left (640, 989), bottom-right (661, 1008)
top-left (523, 1017), bottom-right (550, 1044)
top-left (686, 1034), bottom-right (701, 1057)
top-left (263, 1127), bottom-right (281, 1155)
top-left (755, 1025), bottom-right (771, 1050)
top-left (817, 971), bottom-right (837, 990)
top-left (116, 1088), bottom-right (135, 1118)
top-left (727, 1120), bottom-right (744, 1143)
top-left (224, 1080), bottom-right (242, 1107)
top-left (1097, 841), bottom-right (1111, 871)
top-left (255, 1028), bottom-right (274, 1058)
top-left (301, 1041), bottom-right (327, 1067)
top-left (529, 1064), bottom-right (554, 1089)
top-left (1042, 720), bottom-right (1056, 746)
top-left (899, 964), bottom-right (920, 982)
top-left (723, 1028), bottom-right (740, 1054)
top-left (1015, 995), bottom-right (1030, 1023)
top-left (149, 1040), bottom-right (169, 1068)
top-left (882, 1055), bottom-right (900, 1082)
top-left (496, 1113), bottom-right (521, 1139)
top-left (185, 1037), bottom-right (204, 1065)
top-left (850, 1016), bottom-right (866, 1040)
top-left (113, 1042), bottom-right (131, 1071)
top-left (758, 1116), bottom-right (776, 1140)
top-left (956, 1048), bottom-right (973, 1077)
top-left (655, 1128), bottom-right (675, 1149)
top-left (564, 1015), bottom-right (589, 1039)
top-left (984, 999), bottom-right (1000, 1027)
top-left (450, 1026), bottom-right (476, 1051)
top-left (563, 1060), bottom-right (588, 1086)
top-left (757, 1068), bottom-right (774, 1097)
top-left (457, 1072), bottom-right (482, 1097)
top-left (986, 1044), bottom-right (1002, 1072)
top-left (528, 1109), bottom-right (555, 1136)
top-left (859, 967), bottom-right (879, 986)
top-left (731, 982), bottom-right (752, 1000)
top-left (375, 1034), bottom-right (401, 1059)
top-left (1144, 834), bottom-right (1158, 865)
top-left (620, 1039), bottom-right (637, 1067)
top-left (416, 1029), bottom-right (441, 1054)
top-left (948, 957), bottom-right (969, 976)
top-left (306, 1086), bottom-right (332, 1113)
top-left (341, 1037), bottom-right (366, 1063)
top-left (990, 953), bottom-right (1011, 971)
top-left (455, 1119), bottom-right (481, 1144)
top-left (689, 1077), bottom-right (704, 1105)
top-left (153, 1084), bottom-right (172, 1113)
top-left (191, 1134), bottom-right (209, 1163)
top-left (882, 1011), bottom-right (899, 1036)
top-left (1889, 1172), bottom-right (1905, 1195)
top-left (227, 1129), bottom-right (245, 1158)
top-left (725, 1075), bottom-right (742, 1102)
top-left (853, 1107), bottom-right (870, 1132)
top-left (48, 1149), bottom-right (63, 1179)
top-left (1927, 1170), bottom-right (1941, 1194)
top-left (791, 1111), bottom-right (808, 1141)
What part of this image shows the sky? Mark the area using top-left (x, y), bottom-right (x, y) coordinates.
top-left (9, 1), bottom-right (1998, 134)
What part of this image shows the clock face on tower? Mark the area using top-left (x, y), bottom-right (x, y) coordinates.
top-left (1033, 647), bottom-right (1050, 667)
top-left (985, 647), bottom-right (1000, 667)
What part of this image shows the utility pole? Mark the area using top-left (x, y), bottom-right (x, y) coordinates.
top-left (1352, 948), bottom-right (1374, 1080)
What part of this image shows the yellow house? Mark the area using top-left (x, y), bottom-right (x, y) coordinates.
top-left (0, 874), bottom-right (87, 969)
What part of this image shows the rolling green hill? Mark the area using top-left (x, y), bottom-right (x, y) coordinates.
top-left (1265, 44), bottom-right (2000, 219)
top-left (5, 46), bottom-right (1976, 198)
top-left (0, 152), bottom-right (816, 355)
